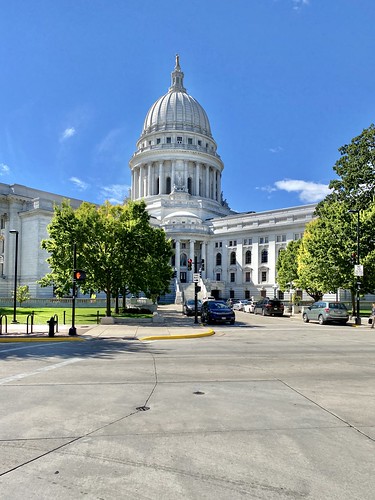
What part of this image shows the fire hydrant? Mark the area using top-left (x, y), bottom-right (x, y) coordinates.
top-left (47, 317), bottom-right (56, 337)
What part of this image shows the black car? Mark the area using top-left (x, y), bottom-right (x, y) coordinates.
top-left (201, 300), bottom-right (235, 324)
top-left (253, 298), bottom-right (284, 316)
top-left (183, 299), bottom-right (202, 316)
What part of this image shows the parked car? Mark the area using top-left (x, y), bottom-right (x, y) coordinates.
top-left (183, 299), bottom-right (202, 316)
top-left (201, 300), bottom-right (235, 324)
top-left (232, 300), bottom-right (249, 311)
top-left (243, 301), bottom-right (256, 313)
top-left (302, 301), bottom-right (349, 325)
top-left (253, 298), bottom-right (284, 316)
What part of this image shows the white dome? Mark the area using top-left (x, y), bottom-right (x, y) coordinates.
top-left (141, 56), bottom-right (212, 138)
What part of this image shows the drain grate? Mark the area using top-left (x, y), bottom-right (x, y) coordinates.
top-left (136, 405), bottom-right (150, 411)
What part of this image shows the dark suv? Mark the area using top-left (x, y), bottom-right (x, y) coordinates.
top-left (254, 298), bottom-right (284, 316)
top-left (201, 300), bottom-right (235, 324)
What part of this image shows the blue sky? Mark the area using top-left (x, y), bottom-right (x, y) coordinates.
top-left (0, 0), bottom-right (374, 213)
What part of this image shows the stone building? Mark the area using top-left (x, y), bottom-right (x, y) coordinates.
top-left (0, 56), bottom-right (316, 302)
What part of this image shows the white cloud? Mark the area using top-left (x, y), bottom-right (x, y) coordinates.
top-left (269, 146), bottom-right (283, 154)
top-left (0, 163), bottom-right (10, 175)
top-left (100, 184), bottom-right (131, 204)
top-left (292, 0), bottom-right (309, 10)
top-left (60, 127), bottom-right (76, 142)
top-left (274, 179), bottom-right (331, 202)
top-left (69, 177), bottom-right (89, 191)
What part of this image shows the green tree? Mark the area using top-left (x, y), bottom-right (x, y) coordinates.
top-left (15, 285), bottom-right (30, 306)
top-left (276, 240), bottom-right (301, 291)
top-left (40, 200), bottom-right (173, 316)
top-left (318, 123), bottom-right (375, 211)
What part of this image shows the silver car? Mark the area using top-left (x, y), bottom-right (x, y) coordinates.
top-left (303, 301), bottom-right (349, 325)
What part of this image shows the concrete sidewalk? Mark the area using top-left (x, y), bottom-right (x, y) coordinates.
top-left (0, 305), bottom-right (215, 342)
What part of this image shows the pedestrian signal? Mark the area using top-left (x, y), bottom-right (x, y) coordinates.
top-left (74, 270), bottom-right (86, 282)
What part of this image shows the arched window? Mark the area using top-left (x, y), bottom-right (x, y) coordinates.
top-left (171, 255), bottom-right (175, 267)
top-left (261, 249), bottom-right (268, 263)
top-left (245, 250), bottom-right (252, 264)
top-left (156, 177), bottom-right (160, 195)
top-left (199, 178), bottom-right (202, 196)
top-left (180, 253), bottom-right (187, 267)
top-left (166, 177), bottom-right (171, 194)
top-left (216, 252), bottom-right (222, 266)
top-left (187, 177), bottom-right (192, 194)
top-left (230, 251), bottom-right (236, 265)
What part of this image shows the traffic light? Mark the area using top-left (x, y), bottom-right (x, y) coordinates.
top-left (351, 253), bottom-right (357, 265)
top-left (74, 269), bottom-right (86, 282)
top-left (187, 258), bottom-right (192, 271)
top-left (201, 258), bottom-right (205, 271)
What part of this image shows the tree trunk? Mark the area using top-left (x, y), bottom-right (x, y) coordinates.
top-left (106, 290), bottom-right (112, 317)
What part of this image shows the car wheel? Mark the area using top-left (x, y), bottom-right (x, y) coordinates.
top-left (318, 315), bottom-right (326, 325)
top-left (303, 313), bottom-right (309, 323)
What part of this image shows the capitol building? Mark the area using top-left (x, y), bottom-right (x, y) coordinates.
top-left (0, 56), bottom-right (315, 302)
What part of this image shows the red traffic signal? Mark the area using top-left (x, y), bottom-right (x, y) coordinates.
top-left (187, 258), bottom-right (192, 271)
top-left (74, 270), bottom-right (86, 282)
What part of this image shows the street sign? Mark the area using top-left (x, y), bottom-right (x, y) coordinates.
top-left (354, 265), bottom-right (363, 277)
top-left (193, 273), bottom-right (200, 283)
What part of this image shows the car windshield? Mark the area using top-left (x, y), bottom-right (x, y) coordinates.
top-left (328, 303), bottom-right (347, 310)
top-left (209, 302), bottom-right (229, 310)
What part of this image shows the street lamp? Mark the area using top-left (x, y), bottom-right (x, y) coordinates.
top-left (9, 230), bottom-right (19, 324)
top-left (349, 210), bottom-right (361, 325)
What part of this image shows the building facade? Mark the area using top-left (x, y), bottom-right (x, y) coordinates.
top-left (129, 56), bottom-right (315, 301)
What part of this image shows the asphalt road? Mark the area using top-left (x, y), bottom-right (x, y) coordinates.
top-left (1, 310), bottom-right (375, 499)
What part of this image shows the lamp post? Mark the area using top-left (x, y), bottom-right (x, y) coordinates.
top-left (9, 230), bottom-right (19, 324)
top-left (349, 210), bottom-right (361, 325)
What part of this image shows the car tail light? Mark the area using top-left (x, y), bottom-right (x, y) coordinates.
top-left (325, 308), bottom-right (330, 312)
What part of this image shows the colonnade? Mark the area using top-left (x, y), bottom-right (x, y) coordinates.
top-left (131, 160), bottom-right (221, 202)
top-left (173, 238), bottom-right (207, 283)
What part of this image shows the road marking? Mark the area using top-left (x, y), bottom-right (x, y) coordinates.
top-left (0, 358), bottom-right (83, 385)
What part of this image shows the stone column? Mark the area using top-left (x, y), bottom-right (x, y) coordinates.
top-left (205, 165), bottom-right (210, 198)
top-left (139, 165), bottom-right (144, 198)
top-left (189, 240), bottom-right (195, 281)
top-left (147, 163), bottom-right (152, 197)
top-left (172, 161), bottom-right (176, 190)
top-left (159, 161), bottom-right (163, 194)
top-left (175, 239), bottom-right (181, 282)
top-left (196, 162), bottom-right (200, 196)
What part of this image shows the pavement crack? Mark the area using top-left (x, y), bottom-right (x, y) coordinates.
top-left (278, 379), bottom-right (375, 442)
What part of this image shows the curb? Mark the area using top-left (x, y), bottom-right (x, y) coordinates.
top-left (139, 329), bottom-right (215, 341)
top-left (0, 336), bottom-right (86, 343)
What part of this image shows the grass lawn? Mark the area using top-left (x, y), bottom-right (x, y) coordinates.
top-left (0, 307), bottom-right (153, 325)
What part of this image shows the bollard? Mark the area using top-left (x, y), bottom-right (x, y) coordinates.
top-left (47, 317), bottom-right (56, 337)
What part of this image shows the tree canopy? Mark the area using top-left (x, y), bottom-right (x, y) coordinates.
top-left (40, 200), bottom-right (173, 316)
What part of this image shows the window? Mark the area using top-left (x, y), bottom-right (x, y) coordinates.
top-left (166, 137), bottom-right (171, 144)
top-left (187, 177), bottom-right (192, 194)
top-left (166, 177), bottom-right (171, 194)
top-left (0, 216), bottom-right (5, 229)
top-left (276, 234), bottom-right (286, 243)
top-left (245, 250), bottom-right (252, 264)
top-left (245, 290), bottom-right (250, 299)
top-left (294, 233), bottom-right (303, 240)
top-left (229, 240), bottom-right (237, 247)
top-left (181, 243), bottom-right (186, 249)
top-left (216, 272), bottom-right (221, 281)
top-left (261, 249), bottom-right (268, 263)
top-left (244, 238), bottom-right (252, 245)
top-left (198, 140), bottom-right (202, 146)
top-left (216, 253), bottom-right (222, 266)
top-left (245, 271), bottom-right (251, 282)
top-left (230, 251), bottom-right (236, 265)
top-left (230, 273), bottom-right (235, 283)
top-left (259, 236), bottom-right (269, 244)
top-left (188, 138), bottom-right (193, 144)
top-left (180, 253), bottom-right (187, 267)
top-left (215, 242), bottom-right (218, 248)
top-left (261, 271), bottom-right (267, 282)
top-left (229, 290), bottom-right (235, 299)
top-left (177, 136), bottom-right (182, 143)
top-left (157, 138), bottom-right (161, 144)
top-left (219, 242), bottom-right (222, 247)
